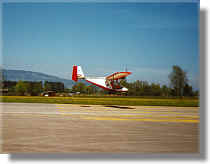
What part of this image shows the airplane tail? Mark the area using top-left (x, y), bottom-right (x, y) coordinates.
top-left (72, 65), bottom-right (85, 82)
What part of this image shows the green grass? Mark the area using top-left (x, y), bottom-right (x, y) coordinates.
top-left (0, 96), bottom-right (199, 107)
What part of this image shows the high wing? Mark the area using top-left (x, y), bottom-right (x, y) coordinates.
top-left (106, 72), bottom-right (132, 81)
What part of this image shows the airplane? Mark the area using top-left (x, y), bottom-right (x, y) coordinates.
top-left (72, 65), bottom-right (132, 92)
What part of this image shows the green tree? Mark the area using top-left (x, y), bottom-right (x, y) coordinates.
top-left (64, 88), bottom-right (71, 93)
top-left (86, 86), bottom-right (98, 94)
top-left (15, 81), bottom-right (28, 96)
top-left (31, 82), bottom-right (43, 96)
top-left (183, 84), bottom-right (193, 96)
top-left (161, 85), bottom-right (170, 97)
top-left (0, 71), bottom-right (4, 90)
top-left (44, 81), bottom-right (51, 91)
top-left (151, 83), bottom-right (161, 96)
top-left (168, 65), bottom-right (188, 97)
top-left (72, 82), bottom-right (87, 94)
top-left (193, 90), bottom-right (199, 97)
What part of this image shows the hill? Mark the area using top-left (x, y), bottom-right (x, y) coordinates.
top-left (2, 69), bottom-right (75, 88)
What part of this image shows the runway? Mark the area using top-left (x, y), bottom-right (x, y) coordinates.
top-left (1, 103), bottom-right (199, 153)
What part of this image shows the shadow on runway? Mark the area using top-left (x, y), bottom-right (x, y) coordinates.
top-left (104, 105), bottom-right (135, 109)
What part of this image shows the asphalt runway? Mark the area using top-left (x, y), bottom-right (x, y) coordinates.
top-left (1, 103), bottom-right (199, 153)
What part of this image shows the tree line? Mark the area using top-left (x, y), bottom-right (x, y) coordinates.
top-left (1, 81), bottom-right (64, 96)
top-left (71, 80), bottom-right (198, 97)
top-left (1, 65), bottom-right (199, 97)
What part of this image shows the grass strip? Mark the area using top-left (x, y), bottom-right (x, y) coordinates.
top-left (0, 96), bottom-right (199, 107)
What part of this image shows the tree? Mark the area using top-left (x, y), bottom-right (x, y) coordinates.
top-left (0, 71), bottom-right (4, 89)
top-left (193, 90), bottom-right (199, 97)
top-left (72, 82), bottom-right (87, 93)
top-left (64, 88), bottom-right (71, 93)
top-left (151, 83), bottom-right (161, 96)
top-left (161, 85), bottom-right (170, 97)
top-left (44, 81), bottom-right (52, 91)
top-left (168, 65), bottom-right (188, 97)
top-left (15, 81), bottom-right (28, 96)
top-left (44, 81), bottom-right (64, 92)
top-left (31, 82), bottom-right (43, 96)
top-left (183, 84), bottom-right (193, 96)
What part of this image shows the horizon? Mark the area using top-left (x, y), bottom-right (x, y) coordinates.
top-left (2, 68), bottom-right (199, 91)
top-left (2, 2), bottom-right (199, 89)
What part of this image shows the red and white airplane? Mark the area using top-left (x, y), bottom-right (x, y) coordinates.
top-left (72, 65), bottom-right (131, 92)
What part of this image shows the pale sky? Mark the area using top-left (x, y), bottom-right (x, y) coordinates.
top-left (3, 2), bottom-right (199, 89)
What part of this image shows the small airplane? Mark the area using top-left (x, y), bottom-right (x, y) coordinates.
top-left (72, 65), bottom-right (132, 92)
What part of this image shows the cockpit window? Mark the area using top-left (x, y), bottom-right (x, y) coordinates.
top-left (106, 79), bottom-right (123, 89)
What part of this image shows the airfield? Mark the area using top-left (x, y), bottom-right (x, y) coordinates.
top-left (1, 103), bottom-right (199, 153)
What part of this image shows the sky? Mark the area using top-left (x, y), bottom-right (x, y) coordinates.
top-left (2, 2), bottom-right (199, 89)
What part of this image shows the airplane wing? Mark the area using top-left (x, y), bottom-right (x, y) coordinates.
top-left (106, 72), bottom-right (132, 80)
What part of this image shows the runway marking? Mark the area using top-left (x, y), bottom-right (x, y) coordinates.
top-left (4, 103), bottom-right (199, 124)
top-left (55, 110), bottom-right (199, 119)
top-left (81, 116), bottom-right (199, 123)
top-left (3, 111), bottom-right (199, 120)
top-left (56, 109), bottom-right (198, 115)
top-left (97, 114), bottom-right (199, 119)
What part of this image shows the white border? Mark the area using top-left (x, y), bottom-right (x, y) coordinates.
top-left (0, 0), bottom-right (207, 163)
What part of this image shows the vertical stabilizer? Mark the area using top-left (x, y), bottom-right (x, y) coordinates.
top-left (72, 65), bottom-right (85, 82)
top-left (77, 66), bottom-right (85, 79)
top-left (72, 65), bottom-right (78, 82)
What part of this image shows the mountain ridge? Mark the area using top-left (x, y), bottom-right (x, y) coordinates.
top-left (1, 69), bottom-right (75, 88)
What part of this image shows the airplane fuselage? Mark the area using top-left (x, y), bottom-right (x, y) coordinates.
top-left (72, 66), bottom-right (130, 92)
top-left (85, 77), bottom-right (128, 92)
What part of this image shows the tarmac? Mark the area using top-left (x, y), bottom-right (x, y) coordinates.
top-left (0, 103), bottom-right (199, 153)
